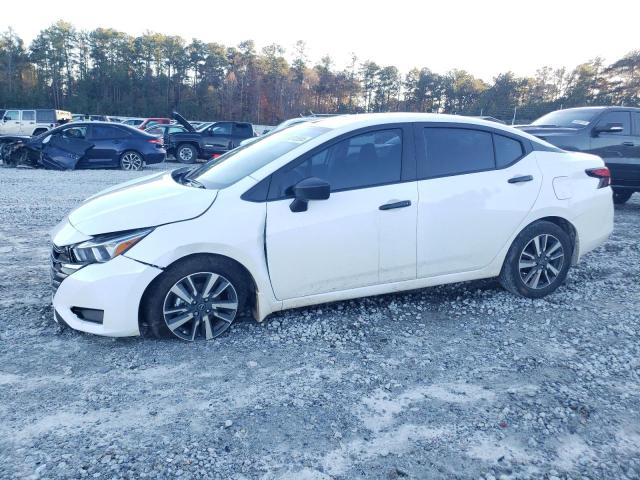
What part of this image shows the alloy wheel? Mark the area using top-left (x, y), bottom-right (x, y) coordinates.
top-left (162, 272), bottom-right (239, 341)
top-left (178, 146), bottom-right (193, 162)
top-left (518, 234), bottom-right (565, 290)
top-left (121, 152), bottom-right (143, 170)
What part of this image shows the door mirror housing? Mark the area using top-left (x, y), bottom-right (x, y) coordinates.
top-left (290, 177), bottom-right (330, 212)
top-left (592, 123), bottom-right (624, 136)
top-left (2, 116), bottom-right (7, 123)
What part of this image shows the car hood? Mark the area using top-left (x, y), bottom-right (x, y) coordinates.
top-left (517, 125), bottom-right (582, 136)
top-left (172, 111), bottom-right (196, 132)
top-left (67, 171), bottom-right (218, 235)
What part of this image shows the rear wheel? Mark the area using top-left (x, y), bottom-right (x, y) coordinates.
top-left (141, 256), bottom-right (249, 341)
top-left (120, 151), bottom-right (144, 171)
top-left (612, 189), bottom-right (633, 205)
top-left (176, 143), bottom-right (197, 164)
top-left (499, 221), bottom-right (572, 299)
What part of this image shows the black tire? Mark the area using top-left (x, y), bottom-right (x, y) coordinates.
top-left (120, 150), bottom-right (144, 171)
top-left (140, 255), bottom-right (249, 341)
top-left (176, 143), bottom-right (198, 164)
top-left (612, 190), bottom-right (633, 205)
top-left (499, 221), bottom-right (573, 299)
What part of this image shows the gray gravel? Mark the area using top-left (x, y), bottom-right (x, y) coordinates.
top-left (0, 164), bottom-right (639, 480)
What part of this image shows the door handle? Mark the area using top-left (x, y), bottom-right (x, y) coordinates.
top-left (379, 200), bottom-right (411, 210)
top-left (508, 175), bottom-right (533, 184)
top-left (622, 142), bottom-right (635, 147)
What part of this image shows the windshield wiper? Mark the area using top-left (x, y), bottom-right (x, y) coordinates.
top-left (184, 178), bottom-right (205, 189)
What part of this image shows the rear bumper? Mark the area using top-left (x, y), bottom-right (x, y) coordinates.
top-left (143, 151), bottom-right (166, 165)
top-left (573, 190), bottom-right (614, 260)
top-left (52, 255), bottom-right (163, 337)
top-left (606, 161), bottom-right (640, 191)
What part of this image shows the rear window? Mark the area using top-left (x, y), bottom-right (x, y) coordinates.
top-left (36, 110), bottom-right (55, 123)
top-left (494, 134), bottom-right (524, 167)
top-left (189, 124), bottom-right (330, 189)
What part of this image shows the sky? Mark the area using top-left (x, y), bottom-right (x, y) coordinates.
top-left (1, 0), bottom-right (638, 81)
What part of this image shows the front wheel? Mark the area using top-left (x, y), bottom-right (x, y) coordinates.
top-left (176, 143), bottom-right (197, 164)
top-left (499, 221), bottom-right (572, 299)
top-left (120, 151), bottom-right (144, 171)
top-left (141, 256), bottom-right (249, 341)
top-left (612, 189), bottom-right (633, 205)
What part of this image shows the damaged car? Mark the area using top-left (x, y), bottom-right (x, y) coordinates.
top-left (0, 122), bottom-right (165, 170)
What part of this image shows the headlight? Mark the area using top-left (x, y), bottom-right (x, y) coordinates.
top-left (70, 228), bottom-right (153, 264)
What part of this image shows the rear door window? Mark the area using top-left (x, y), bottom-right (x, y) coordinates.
top-left (22, 110), bottom-right (35, 121)
top-left (421, 127), bottom-right (494, 178)
top-left (89, 125), bottom-right (129, 139)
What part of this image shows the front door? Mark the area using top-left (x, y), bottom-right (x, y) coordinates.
top-left (266, 126), bottom-right (417, 300)
top-left (1, 110), bottom-right (21, 135)
top-left (415, 125), bottom-right (542, 278)
top-left (204, 122), bottom-right (233, 154)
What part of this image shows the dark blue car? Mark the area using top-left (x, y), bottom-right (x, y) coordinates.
top-left (23, 122), bottom-right (165, 170)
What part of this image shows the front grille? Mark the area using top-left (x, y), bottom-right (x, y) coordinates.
top-left (51, 244), bottom-right (83, 292)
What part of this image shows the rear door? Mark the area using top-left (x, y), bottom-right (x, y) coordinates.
top-left (266, 125), bottom-right (417, 300)
top-left (1, 110), bottom-right (21, 135)
top-left (20, 110), bottom-right (36, 135)
top-left (415, 125), bottom-right (542, 278)
top-left (84, 125), bottom-right (125, 166)
top-left (232, 123), bottom-right (253, 148)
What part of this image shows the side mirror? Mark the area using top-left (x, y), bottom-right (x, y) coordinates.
top-left (2, 116), bottom-right (8, 123)
top-left (593, 123), bottom-right (623, 136)
top-left (289, 177), bottom-right (330, 212)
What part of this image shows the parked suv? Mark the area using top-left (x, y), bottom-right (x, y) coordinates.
top-left (519, 107), bottom-right (640, 204)
top-left (0, 109), bottom-right (72, 136)
top-left (167, 111), bottom-right (254, 163)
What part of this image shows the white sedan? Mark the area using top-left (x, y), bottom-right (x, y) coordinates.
top-left (51, 113), bottom-right (613, 341)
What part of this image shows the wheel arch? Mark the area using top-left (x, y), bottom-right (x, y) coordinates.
top-left (513, 215), bottom-right (580, 266)
top-left (177, 141), bottom-right (201, 153)
top-left (137, 252), bottom-right (259, 332)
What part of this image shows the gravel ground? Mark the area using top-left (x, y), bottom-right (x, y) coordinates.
top-left (0, 164), bottom-right (639, 480)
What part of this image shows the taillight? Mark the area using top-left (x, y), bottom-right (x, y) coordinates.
top-left (147, 138), bottom-right (162, 144)
top-left (585, 167), bottom-right (611, 188)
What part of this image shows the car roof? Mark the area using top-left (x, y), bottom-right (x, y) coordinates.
top-left (308, 112), bottom-right (562, 147)
top-left (311, 112), bottom-right (530, 134)
top-left (553, 106), bottom-right (640, 112)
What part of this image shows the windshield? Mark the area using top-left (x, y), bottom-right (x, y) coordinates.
top-left (186, 124), bottom-right (330, 189)
top-left (532, 108), bottom-right (602, 128)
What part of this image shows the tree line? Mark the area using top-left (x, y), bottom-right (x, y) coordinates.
top-left (0, 21), bottom-right (639, 125)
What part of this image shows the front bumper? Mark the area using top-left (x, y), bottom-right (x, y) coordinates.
top-left (53, 254), bottom-right (163, 337)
